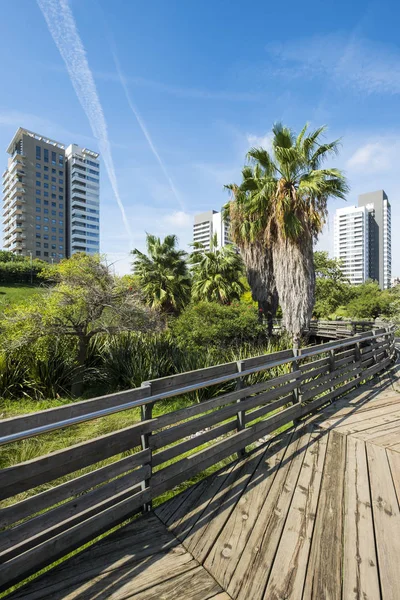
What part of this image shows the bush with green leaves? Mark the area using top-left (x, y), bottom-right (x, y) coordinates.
top-left (171, 301), bottom-right (266, 350)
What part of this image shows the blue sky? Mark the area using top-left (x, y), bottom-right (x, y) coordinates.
top-left (1, 0), bottom-right (399, 274)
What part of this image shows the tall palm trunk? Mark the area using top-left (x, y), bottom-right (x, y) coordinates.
top-left (272, 236), bottom-right (315, 347)
top-left (241, 242), bottom-right (278, 336)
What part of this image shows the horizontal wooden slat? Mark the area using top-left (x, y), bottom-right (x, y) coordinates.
top-left (0, 387), bottom-right (150, 437)
top-left (299, 357), bottom-right (330, 373)
top-left (302, 365), bottom-right (361, 402)
top-left (0, 465), bottom-right (150, 561)
top-left (301, 361), bottom-right (360, 395)
top-left (148, 361), bottom-right (239, 394)
top-left (150, 380), bottom-right (298, 450)
top-left (152, 421), bottom-right (237, 468)
top-left (245, 393), bottom-right (293, 424)
top-left (0, 449), bottom-right (150, 529)
top-left (0, 487), bottom-right (150, 593)
top-left (300, 364), bottom-right (330, 382)
top-left (0, 420), bottom-right (151, 501)
top-left (153, 370), bottom-right (300, 430)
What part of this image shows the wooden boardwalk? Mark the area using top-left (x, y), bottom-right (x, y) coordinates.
top-left (8, 365), bottom-right (400, 600)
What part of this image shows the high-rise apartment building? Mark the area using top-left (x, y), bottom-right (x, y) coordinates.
top-left (334, 205), bottom-right (369, 285)
top-left (3, 128), bottom-right (66, 262)
top-left (334, 190), bottom-right (391, 289)
top-left (2, 128), bottom-right (100, 263)
top-left (193, 210), bottom-right (231, 250)
top-left (66, 144), bottom-right (100, 256)
top-left (358, 190), bottom-right (391, 290)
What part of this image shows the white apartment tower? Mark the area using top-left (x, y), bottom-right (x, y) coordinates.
top-left (65, 144), bottom-right (100, 256)
top-left (334, 190), bottom-right (391, 289)
top-left (193, 210), bottom-right (231, 250)
top-left (334, 206), bottom-right (369, 285)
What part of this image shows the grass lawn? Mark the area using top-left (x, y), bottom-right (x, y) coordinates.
top-left (0, 284), bottom-right (44, 309)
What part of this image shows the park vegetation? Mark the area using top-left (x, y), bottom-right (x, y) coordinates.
top-left (0, 122), bottom-right (398, 404)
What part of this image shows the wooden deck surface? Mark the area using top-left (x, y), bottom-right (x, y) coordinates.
top-left (8, 364), bottom-right (400, 600)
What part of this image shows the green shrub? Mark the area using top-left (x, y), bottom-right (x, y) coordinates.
top-left (171, 301), bottom-right (266, 350)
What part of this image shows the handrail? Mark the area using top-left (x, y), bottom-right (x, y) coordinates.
top-left (0, 328), bottom-right (392, 447)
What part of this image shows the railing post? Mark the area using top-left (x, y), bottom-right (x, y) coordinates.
top-left (292, 348), bottom-right (302, 423)
top-left (236, 360), bottom-right (246, 459)
top-left (329, 348), bottom-right (336, 393)
top-left (140, 382), bottom-right (153, 512)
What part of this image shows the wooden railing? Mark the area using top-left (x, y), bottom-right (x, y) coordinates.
top-left (0, 325), bottom-right (396, 592)
top-left (272, 319), bottom-right (380, 338)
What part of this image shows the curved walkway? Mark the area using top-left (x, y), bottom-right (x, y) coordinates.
top-left (9, 365), bottom-right (400, 600)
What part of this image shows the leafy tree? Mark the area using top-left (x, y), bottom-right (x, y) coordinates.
top-left (0, 250), bottom-right (26, 263)
top-left (190, 234), bottom-right (245, 304)
top-left (313, 251), bottom-right (355, 318)
top-left (344, 280), bottom-right (393, 320)
top-left (132, 234), bottom-right (191, 315)
top-left (228, 123), bottom-right (348, 346)
top-left (225, 166), bottom-right (278, 333)
top-left (1, 254), bottom-right (161, 396)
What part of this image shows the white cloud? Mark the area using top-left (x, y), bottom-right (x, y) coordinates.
top-left (347, 142), bottom-right (394, 172)
top-left (246, 132), bottom-right (273, 151)
top-left (164, 211), bottom-right (192, 228)
top-left (265, 33), bottom-right (400, 95)
top-left (37, 0), bottom-right (133, 244)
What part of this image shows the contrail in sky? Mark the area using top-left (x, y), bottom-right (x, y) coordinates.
top-left (112, 49), bottom-right (185, 210)
top-left (36, 0), bottom-right (133, 244)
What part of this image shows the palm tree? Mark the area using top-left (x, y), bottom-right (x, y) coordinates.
top-left (190, 234), bottom-right (245, 304)
top-left (132, 234), bottom-right (191, 315)
top-left (225, 165), bottom-right (278, 335)
top-left (245, 123), bottom-right (349, 346)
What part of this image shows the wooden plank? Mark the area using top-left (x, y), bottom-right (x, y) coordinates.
top-left (315, 392), bottom-right (400, 424)
top-left (153, 370), bottom-right (300, 431)
top-left (204, 429), bottom-right (295, 591)
top-left (0, 486), bottom-right (151, 593)
top-left (228, 428), bottom-right (311, 600)
top-left (160, 462), bottom-right (236, 541)
top-left (303, 430), bottom-right (346, 600)
top-left (128, 565), bottom-right (223, 600)
top-left (0, 420), bottom-right (151, 501)
top-left (263, 428), bottom-right (328, 600)
top-left (182, 444), bottom-right (267, 563)
top-left (352, 419), bottom-right (400, 442)
top-left (0, 449), bottom-right (150, 529)
top-left (357, 424), bottom-right (400, 447)
top-left (367, 442), bottom-right (400, 599)
top-left (5, 512), bottom-right (180, 599)
top-left (342, 437), bottom-right (380, 600)
top-left (151, 380), bottom-right (298, 450)
top-left (9, 542), bottom-right (197, 600)
top-left (333, 410), bottom-right (400, 436)
top-left (387, 448), bottom-right (400, 504)
top-left (0, 386), bottom-right (149, 436)
top-left (322, 400), bottom-right (400, 429)
top-left (0, 465), bottom-right (150, 560)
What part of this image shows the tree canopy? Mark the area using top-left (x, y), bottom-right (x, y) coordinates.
top-left (190, 234), bottom-right (245, 304)
top-left (132, 234), bottom-right (191, 315)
